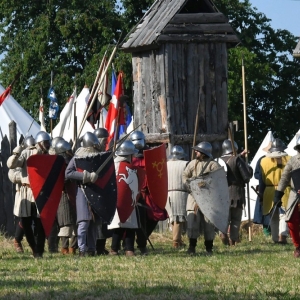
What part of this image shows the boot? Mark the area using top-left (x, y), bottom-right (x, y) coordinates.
top-left (69, 247), bottom-right (76, 255)
top-left (220, 233), bottom-right (229, 246)
top-left (179, 240), bottom-right (186, 247)
top-left (263, 225), bottom-right (271, 237)
top-left (278, 235), bottom-right (288, 245)
top-left (187, 238), bottom-right (197, 255)
top-left (79, 251), bottom-right (86, 257)
top-left (294, 247), bottom-right (300, 258)
top-left (109, 249), bottom-right (118, 256)
top-left (13, 239), bottom-right (24, 253)
top-left (61, 247), bottom-right (69, 255)
top-left (139, 247), bottom-right (148, 256)
top-left (204, 240), bottom-right (213, 255)
top-left (96, 239), bottom-right (108, 255)
top-left (125, 250), bottom-right (135, 257)
top-left (229, 239), bottom-right (236, 246)
top-left (87, 251), bottom-right (95, 257)
top-left (173, 242), bottom-right (179, 249)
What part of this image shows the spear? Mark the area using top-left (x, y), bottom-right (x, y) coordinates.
top-left (242, 56), bottom-right (252, 242)
top-left (75, 42), bottom-right (120, 147)
top-left (191, 95), bottom-right (201, 160)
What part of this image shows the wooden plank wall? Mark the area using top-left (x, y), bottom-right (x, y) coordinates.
top-left (132, 42), bottom-right (228, 158)
top-left (0, 121), bottom-right (17, 236)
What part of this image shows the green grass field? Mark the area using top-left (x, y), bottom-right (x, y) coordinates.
top-left (0, 228), bottom-right (299, 300)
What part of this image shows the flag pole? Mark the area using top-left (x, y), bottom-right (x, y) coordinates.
top-left (242, 56), bottom-right (252, 242)
top-left (113, 107), bottom-right (122, 151)
top-left (75, 45), bottom-right (118, 148)
top-left (191, 96), bottom-right (201, 160)
top-left (50, 71), bottom-right (53, 138)
top-left (90, 50), bottom-right (108, 102)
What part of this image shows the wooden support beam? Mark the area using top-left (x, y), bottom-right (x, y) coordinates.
top-left (170, 13), bottom-right (228, 24)
top-left (157, 34), bottom-right (240, 44)
top-left (145, 132), bottom-right (227, 144)
top-left (162, 23), bottom-right (234, 34)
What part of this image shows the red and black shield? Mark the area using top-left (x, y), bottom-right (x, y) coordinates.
top-left (117, 161), bottom-right (145, 223)
top-left (27, 155), bottom-right (65, 237)
top-left (144, 144), bottom-right (168, 210)
top-left (75, 152), bottom-right (117, 224)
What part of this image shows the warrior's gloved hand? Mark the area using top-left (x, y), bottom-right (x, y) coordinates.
top-left (83, 170), bottom-right (98, 184)
top-left (273, 190), bottom-right (284, 208)
top-left (12, 145), bottom-right (25, 156)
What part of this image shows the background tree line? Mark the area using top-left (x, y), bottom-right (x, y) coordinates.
top-left (0, 0), bottom-right (299, 160)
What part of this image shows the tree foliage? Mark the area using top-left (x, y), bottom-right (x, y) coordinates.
top-left (0, 0), bottom-right (299, 159)
top-left (214, 0), bottom-right (300, 156)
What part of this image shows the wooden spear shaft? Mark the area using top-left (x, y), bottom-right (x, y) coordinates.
top-left (242, 57), bottom-right (252, 242)
top-left (75, 46), bottom-right (118, 146)
top-left (191, 97), bottom-right (201, 160)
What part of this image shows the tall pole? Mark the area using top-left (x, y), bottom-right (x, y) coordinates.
top-left (242, 57), bottom-right (252, 242)
top-left (75, 45), bottom-right (118, 146)
top-left (191, 97), bottom-right (201, 160)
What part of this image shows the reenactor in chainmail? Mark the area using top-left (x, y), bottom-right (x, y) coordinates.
top-left (93, 127), bottom-right (110, 255)
top-left (54, 139), bottom-right (78, 254)
top-left (7, 131), bottom-right (51, 258)
top-left (182, 142), bottom-right (221, 255)
top-left (108, 140), bottom-right (139, 256)
top-left (166, 146), bottom-right (189, 249)
top-left (219, 139), bottom-right (252, 246)
top-left (65, 132), bottom-right (102, 256)
top-left (46, 136), bottom-right (66, 253)
top-left (8, 136), bottom-right (35, 253)
top-left (275, 136), bottom-right (300, 258)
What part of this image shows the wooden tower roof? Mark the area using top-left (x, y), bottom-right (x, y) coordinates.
top-left (121, 0), bottom-right (239, 53)
top-left (293, 38), bottom-right (300, 58)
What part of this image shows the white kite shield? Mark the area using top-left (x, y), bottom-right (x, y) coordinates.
top-left (189, 167), bottom-right (230, 233)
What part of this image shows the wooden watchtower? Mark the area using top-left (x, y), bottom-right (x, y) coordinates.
top-left (122, 0), bottom-right (239, 157)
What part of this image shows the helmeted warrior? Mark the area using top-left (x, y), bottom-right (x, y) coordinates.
top-left (108, 140), bottom-right (139, 256)
top-left (54, 139), bottom-right (78, 254)
top-left (47, 137), bottom-right (68, 253)
top-left (166, 146), bottom-right (189, 248)
top-left (93, 127), bottom-right (110, 255)
top-left (94, 128), bottom-right (109, 151)
top-left (219, 139), bottom-right (252, 246)
top-left (183, 141), bottom-right (220, 255)
top-left (130, 130), bottom-right (168, 255)
top-left (49, 136), bottom-right (64, 155)
top-left (259, 138), bottom-right (290, 244)
top-left (7, 131), bottom-right (51, 258)
top-left (65, 132), bottom-right (107, 256)
top-left (8, 136), bottom-right (36, 253)
top-left (275, 136), bottom-right (300, 257)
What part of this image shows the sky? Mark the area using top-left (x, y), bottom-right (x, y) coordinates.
top-left (249, 0), bottom-right (300, 37)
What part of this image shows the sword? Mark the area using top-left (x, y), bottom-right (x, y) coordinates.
top-left (251, 185), bottom-right (263, 199)
top-left (267, 205), bottom-right (278, 230)
top-left (135, 202), bottom-right (155, 251)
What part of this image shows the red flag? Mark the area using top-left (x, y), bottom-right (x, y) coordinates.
top-left (0, 86), bottom-right (12, 106)
top-left (105, 73), bottom-right (126, 147)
